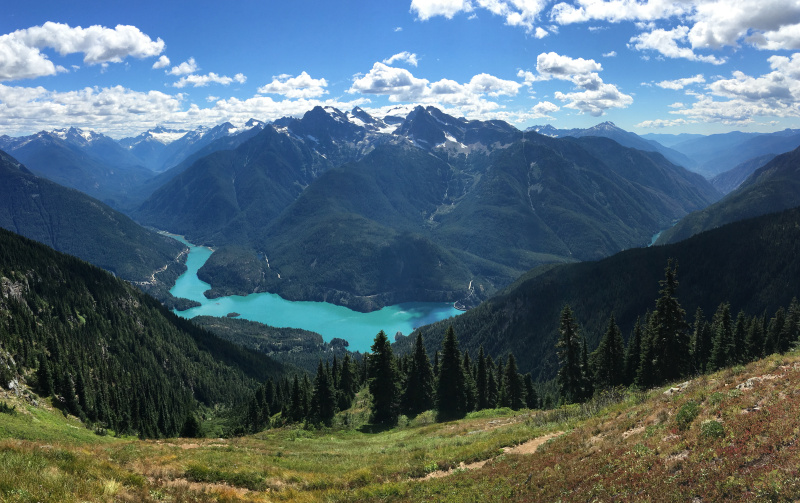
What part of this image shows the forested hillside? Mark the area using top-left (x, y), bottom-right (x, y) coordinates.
top-left (0, 150), bottom-right (186, 287)
top-left (0, 227), bottom-right (285, 438)
top-left (659, 145), bottom-right (800, 244)
top-left (402, 206), bottom-right (800, 380)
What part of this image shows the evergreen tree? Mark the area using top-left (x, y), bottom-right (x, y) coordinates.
top-left (476, 346), bottom-right (489, 410)
top-left (591, 315), bottom-right (625, 389)
top-left (436, 326), bottom-right (467, 421)
top-left (765, 307), bottom-right (786, 355)
top-left (524, 373), bottom-right (538, 409)
top-left (368, 331), bottom-right (400, 425)
top-left (556, 305), bottom-right (584, 404)
top-left (709, 303), bottom-right (733, 371)
top-left (462, 351), bottom-right (477, 412)
top-left (580, 338), bottom-right (593, 401)
top-left (647, 260), bottom-right (689, 383)
top-left (312, 360), bottom-right (336, 426)
top-left (624, 317), bottom-right (642, 386)
top-left (690, 308), bottom-right (710, 374)
top-left (486, 355), bottom-right (499, 409)
top-left (732, 310), bottom-right (747, 364)
top-left (337, 353), bottom-right (357, 411)
top-left (504, 354), bottom-right (525, 410)
top-left (400, 333), bottom-right (435, 417)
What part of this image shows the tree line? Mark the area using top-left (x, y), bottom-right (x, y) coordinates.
top-left (244, 326), bottom-right (539, 431)
top-left (556, 259), bottom-right (800, 404)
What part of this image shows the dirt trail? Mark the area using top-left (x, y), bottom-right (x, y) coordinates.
top-left (423, 431), bottom-right (564, 480)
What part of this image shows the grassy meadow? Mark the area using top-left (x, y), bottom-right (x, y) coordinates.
top-left (3, 350), bottom-right (800, 502)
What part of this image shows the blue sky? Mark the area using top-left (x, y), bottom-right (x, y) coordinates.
top-left (2, 0), bottom-right (800, 138)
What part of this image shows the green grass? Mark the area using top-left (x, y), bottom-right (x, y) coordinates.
top-left (5, 352), bottom-right (800, 501)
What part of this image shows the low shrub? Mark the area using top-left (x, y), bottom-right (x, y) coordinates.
top-left (700, 420), bottom-right (725, 440)
top-left (675, 401), bottom-right (701, 431)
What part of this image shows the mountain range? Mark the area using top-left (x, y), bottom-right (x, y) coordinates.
top-left (135, 106), bottom-right (719, 311)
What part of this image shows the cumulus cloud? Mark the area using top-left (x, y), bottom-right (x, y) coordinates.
top-left (348, 61), bottom-right (523, 118)
top-left (603, 51), bottom-right (617, 57)
top-left (0, 22), bottom-right (164, 81)
top-left (519, 52), bottom-right (632, 115)
top-left (629, 26), bottom-right (726, 64)
top-left (168, 58), bottom-right (198, 76)
top-left (657, 53), bottom-right (800, 125)
top-left (172, 72), bottom-right (246, 88)
top-left (410, 0), bottom-right (549, 33)
top-left (532, 100), bottom-right (560, 115)
top-left (383, 51), bottom-right (419, 67)
top-left (550, 0), bottom-right (800, 60)
top-left (655, 74), bottom-right (706, 90)
top-left (257, 71), bottom-right (328, 99)
top-left (152, 55), bottom-right (170, 69)
top-left (635, 117), bottom-right (693, 128)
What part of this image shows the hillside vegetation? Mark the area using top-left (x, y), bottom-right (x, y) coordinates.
top-left (402, 206), bottom-right (800, 379)
top-left (0, 227), bottom-right (284, 439)
top-left (3, 349), bottom-right (800, 501)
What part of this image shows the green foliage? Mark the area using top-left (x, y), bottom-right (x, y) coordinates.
top-left (675, 401), bottom-right (701, 431)
top-left (436, 326), bottom-right (468, 421)
top-left (0, 227), bottom-right (284, 438)
top-left (700, 419), bottom-right (725, 440)
top-left (369, 331), bottom-right (400, 425)
top-left (556, 306), bottom-right (584, 405)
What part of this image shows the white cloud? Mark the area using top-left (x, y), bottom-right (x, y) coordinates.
top-left (629, 26), bottom-right (726, 64)
top-left (534, 27), bottom-right (549, 38)
top-left (172, 72), bottom-right (246, 88)
top-left (550, 0), bottom-right (800, 57)
top-left (603, 51), bottom-right (617, 57)
top-left (550, 0), bottom-right (689, 25)
top-left (168, 58), bottom-right (198, 76)
top-left (536, 52), bottom-right (602, 78)
top-left (520, 52), bottom-right (632, 116)
top-left (657, 53), bottom-right (800, 124)
top-left (348, 61), bottom-right (524, 118)
top-left (555, 83), bottom-right (633, 116)
top-left (636, 117), bottom-right (693, 128)
top-left (152, 55), bottom-right (170, 69)
top-left (0, 81), bottom-right (373, 138)
top-left (655, 74), bottom-right (706, 90)
top-left (257, 71), bottom-right (329, 99)
top-left (411, 0), bottom-right (550, 33)
top-left (0, 22), bottom-right (164, 81)
top-left (411, 0), bottom-right (473, 20)
top-left (532, 100), bottom-right (560, 115)
top-left (382, 51), bottom-right (419, 67)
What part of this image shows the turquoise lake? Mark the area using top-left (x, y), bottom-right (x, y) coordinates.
top-left (167, 235), bottom-right (463, 353)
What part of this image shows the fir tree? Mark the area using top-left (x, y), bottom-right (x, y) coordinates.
top-left (524, 373), bottom-right (538, 409)
top-left (368, 331), bottom-right (400, 425)
top-left (436, 326), bottom-right (467, 421)
top-left (591, 315), bottom-right (625, 389)
top-left (690, 308), bottom-right (710, 374)
top-left (312, 360), bottom-right (336, 426)
top-left (624, 318), bottom-right (642, 386)
top-left (647, 260), bottom-right (689, 383)
top-left (400, 333), bottom-right (435, 417)
top-left (476, 346), bottom-right (489, 410)
top-left (504, 354), bottom-right (525, 410)
top-left (709, 303), bottom-right (733, 371)
top-left (556, 305), bottom-right (584, 404)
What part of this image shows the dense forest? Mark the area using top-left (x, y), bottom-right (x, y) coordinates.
top-left (0, 228), bottom-right (285, 438)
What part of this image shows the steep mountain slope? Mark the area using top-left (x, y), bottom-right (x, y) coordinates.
top-left (670, 129), bottom-right (800, 178)
top-left (710, 153), bottom-right (775, 194)
top-left (529, 121), bottom-right (695, 169)
top-left (403, 206), bottom-right (800, 379)
top-left (658, 146), bottom-right (800, 244)
top-left (138, 106), bottom-right (719, 310)
top-left (0, 129), bottom-right (153, 208)
top-left (0, 226), bottom-right (284, 438)
top-left (0, 150), bottom-right (186, 285)
top-left (135, 124), bottom-right (331, 245)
